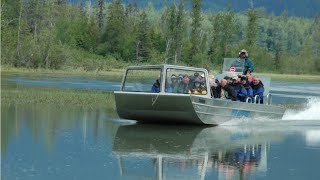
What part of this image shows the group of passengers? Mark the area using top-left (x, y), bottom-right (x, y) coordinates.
top-left (151, 72), bottom-right (207, 95)
top-left (151, 71), bottom-right (264, 104)
top-left (169, 72), bottom-right (207, 94)
top-left (152, 49), bottom-right (264, 103)
top-left (152, 71), bottom-right (264, 104)
top-left (210, 70), bottom-right (265, 104)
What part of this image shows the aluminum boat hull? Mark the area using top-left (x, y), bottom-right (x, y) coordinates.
top-left (114, 92), bottom-right (286, 125)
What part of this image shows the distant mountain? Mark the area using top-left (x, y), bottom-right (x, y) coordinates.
top-left (77, 0), bottom-right (320, 18)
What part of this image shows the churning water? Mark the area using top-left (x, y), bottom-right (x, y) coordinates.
top-left (282, 98), bottom-right (320, 120)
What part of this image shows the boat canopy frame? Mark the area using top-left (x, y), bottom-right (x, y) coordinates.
top-left (120, 64), bottom-right (211, 98)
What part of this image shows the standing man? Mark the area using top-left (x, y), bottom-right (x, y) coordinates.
top-left (231, 49), bottom-right (255, 74)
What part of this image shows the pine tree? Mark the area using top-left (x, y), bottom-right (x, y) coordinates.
top-left (189, 0), bottom-right (202, 65)
top-left (246, 9), bottom-right (259, 47)
top-left (163, 1), bottom-right (186, 64)
top-left (209, 9), bottom-right (236, 66)
top-left (136, 10), bottom-right (152, 61)
top-left (101, 0), bottom-right (125, 56)
top-left (173, 0), bottom-right (186, 64)
top-left (312, 16), bottom-right (320, 72)
top-left (97, 0), bottom-right (105, 30)
top-left (121, 2), bottom-right (139, 61)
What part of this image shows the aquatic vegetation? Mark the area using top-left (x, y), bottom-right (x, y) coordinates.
top-left (3, 65), bottom-right (320, 82)
top-left (1, 87), bottom-right (116, 109)
top-left (1, 65), bottom-right (125, 78)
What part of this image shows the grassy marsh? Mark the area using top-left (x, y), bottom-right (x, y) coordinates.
top-left (2, 65), bottom-right (320, 82)
top-left (1, 65), bottom-right (125, 78)
top-left (1, 87), bottom-right (116, 109)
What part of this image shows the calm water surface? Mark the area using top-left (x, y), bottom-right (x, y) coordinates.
top-left (2, 74), bottom-right (320, 180)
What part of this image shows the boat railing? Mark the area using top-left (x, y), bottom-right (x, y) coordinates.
top-left (266, 94), bottom-right (272, 105)
top-left (253, 95), bottom-right (260, 104)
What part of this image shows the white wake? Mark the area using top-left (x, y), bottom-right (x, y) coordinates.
top-left (282, 98), bottom-right (320, 120)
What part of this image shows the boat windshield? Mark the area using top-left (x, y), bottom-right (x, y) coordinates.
top-left (222, 58), bottom-right (245, 74)
top-left (166, 68), bottom-right (207, 95)
top-left (122, 68), bottom-right (162, 92)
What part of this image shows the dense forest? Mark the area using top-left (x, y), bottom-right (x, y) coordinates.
top-left (1, 0), bottom-right (320, 74)
top-left (73, 0), bottom-right (320, 18)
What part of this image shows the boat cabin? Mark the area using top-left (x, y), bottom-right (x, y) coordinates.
top-left (120, 64), bottom-right (211, 98)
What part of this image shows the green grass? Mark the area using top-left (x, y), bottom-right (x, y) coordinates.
top-left (1, 87), bottom-right (116, 109)
top-left (3, 65), bottom-right (320, 82)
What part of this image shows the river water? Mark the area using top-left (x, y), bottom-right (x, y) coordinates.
top-left (2, 74), bottom-right (320, 180)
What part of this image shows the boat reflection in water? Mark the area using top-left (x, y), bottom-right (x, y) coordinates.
top-left (112, 124), bottom-right (283, 180)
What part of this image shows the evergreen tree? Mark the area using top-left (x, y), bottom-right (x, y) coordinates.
top-left (121, 3), bottom-right (139, 61)
top-left (136, 10), bottom-right (152, 61)
top-left (312, 16), bottom-right (320, 72)
top-left (100, 0), bottom-right (125, 57)
top-left (246, 9), bottom-right (259, 47)
top-left (173, 0), bottom-right (186, 64)
top-left (163, 1), bottom-right (186, 64)
top-left (209, 9), bottom-right (236, 66)
top-left (85, 15), bottom-right (100, 52)
top-left (97, 0), bottom-right (105, 30)
top-left (269, 16), bottom-right (286, 71)
top-left (189, 0), bottom-right (202, 65)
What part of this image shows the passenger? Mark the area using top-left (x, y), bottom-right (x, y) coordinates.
top-left (220, 79), bottom-right (237, 101)
top-left (173, 75), bottom-right (181, 93)
top-left (200, 81), bottom-right (207, 93)
top-left (251, 78), bottom-right (264, 104)
top-left (189, 78), bottom-right (206, 94)
top-left (208, 75), bottom-right (216, 87)
top-left (210, 77), bottom-right (221, 98)
top-left (231, 76), bottom-right (247, 102)
top-left (241, 76), bottom-right (253, 98)
top-left (170, 74), bottom-right (179, 89)
top-left (178, 74), bottom-right (184, 83)
top-left (151, 77), bottom-right (160, 93)
top-left (231, 49), bottom-right (255, 74)
top-left (200, 73), bottom-right (205, 82)
top-left (244, 69), bottom-right (254, 83)
top-left (208, 74), bottom-right (219, 98)
top-left (224, 76), bottom-right (232, 84)
top-left (165, 81), bottom-right (173, 93)
top-left (174, 74), bottom-right (191, 94)
top-left (194, 72), bottom-right (200, 79)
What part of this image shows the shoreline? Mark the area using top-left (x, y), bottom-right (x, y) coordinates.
top-left (2, 66), bottom-right (320, 82)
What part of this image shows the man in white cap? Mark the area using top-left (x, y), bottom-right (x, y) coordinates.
top-left (231, 49), bottom-right (255, 74)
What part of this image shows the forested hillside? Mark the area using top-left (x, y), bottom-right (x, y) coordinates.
top-left (69, 0), bottom-right (320, 17)
top-left (1, 0), bottom-right (320, 74)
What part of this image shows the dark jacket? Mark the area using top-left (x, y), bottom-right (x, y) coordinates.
top-left (223, 84), bottom-right (237, 101)
top-left (231, 82), bottom-right (248, 101)
top-left (232, 57), bottom-right (255, 73)
top-left (252, 82), bottom-right (264, 104)
top-left (243, 57), bottom-right (254, 73)
top-left (243, 83), bottom-right (253, 98)
top-left (151, 82), bottom-right (160, 93)
top-left (211, 85), bottom-right (221, 98)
